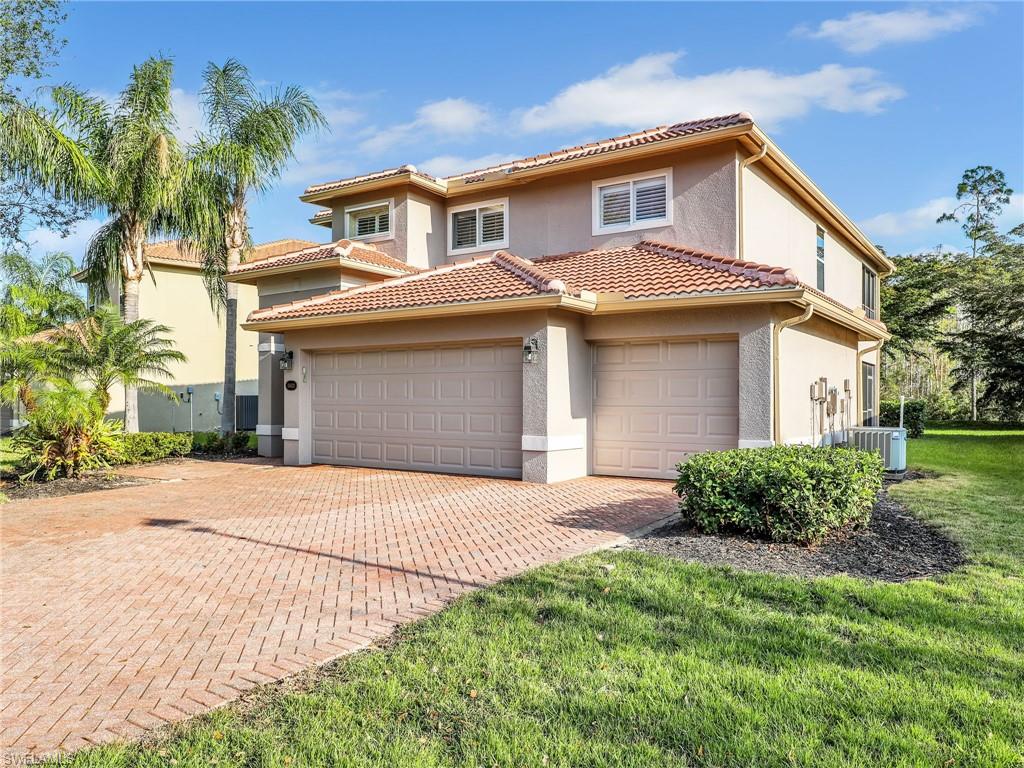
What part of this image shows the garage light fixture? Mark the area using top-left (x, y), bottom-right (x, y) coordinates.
top-left (279, 350), bottom-right (294, 370)
top-left (523, 336), bottom-right (539, 364)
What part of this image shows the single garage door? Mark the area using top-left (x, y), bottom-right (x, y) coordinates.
top-left (311, 343), bottom-right (523, 478)
top-left (592, 338), bottom-right (739, 479)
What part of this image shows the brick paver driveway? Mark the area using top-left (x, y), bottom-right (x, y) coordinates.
top-left (1, 459), bottom-right (674, 759)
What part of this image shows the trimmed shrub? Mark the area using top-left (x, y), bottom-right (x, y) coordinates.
top-left (674, 445), bottom-right (884, 544)
top-left (115, 432), bottom-right (193, 464)
top-left (879, 399), bottom-right (926, 437)
top-left (192, 430), bottom-right (256, 456)
top-left (13, 386), bottom-right (122, 480)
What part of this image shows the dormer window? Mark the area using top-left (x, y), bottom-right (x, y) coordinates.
top-left (343, 199), bottom-right (392, 241)
top-left (592, 169), bottom-right (672, 235)
top-left (447, 198), bottom-right (509, 256)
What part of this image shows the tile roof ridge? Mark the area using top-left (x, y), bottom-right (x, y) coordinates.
top-left (492, 250), bottom-right (573, 295)
top-left (246, 255), bottom-right (491, 321)
top-left (639, 240), bottom-right (798, 286)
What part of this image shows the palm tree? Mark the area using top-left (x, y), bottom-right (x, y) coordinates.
top-left (50, 303), bottom-right (185, 415)
top-left (0, 57), bottom-right (182, 430)
top-left (0, 250), bottom-right (85, 413)
top-left (185, 59), bottom-right (324, 434)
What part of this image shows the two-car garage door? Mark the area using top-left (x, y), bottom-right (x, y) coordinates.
top-left (311, 343), bottom-right (523, 478)
top-left (309, 336), bottom-right (738, 481)
top-left (592, 338), bottom-right (739, 479)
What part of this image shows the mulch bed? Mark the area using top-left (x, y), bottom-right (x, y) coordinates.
top-left (631, 473), bottom-right (967, 582)
top-left (1, 471), bottom-right (157, 502)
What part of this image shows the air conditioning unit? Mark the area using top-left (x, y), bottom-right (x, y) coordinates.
top-left (849, 427), bottom-right (907, 472)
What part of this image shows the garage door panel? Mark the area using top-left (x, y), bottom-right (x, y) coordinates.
top-left (593, 339), bottom-right (738, 479)
top-left (311, 344), bottom-right (522, 478)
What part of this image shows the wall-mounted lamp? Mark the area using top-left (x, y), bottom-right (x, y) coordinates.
top-left (523, 336), bottom-right (539, 364)
top-left (279, 350), bottom-right (294, 371)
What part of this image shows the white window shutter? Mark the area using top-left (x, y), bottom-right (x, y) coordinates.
top-left (452, 210), bottom-right (477, 249)
top-left (480, 206), bottom-right (505, 244)
top-left (634, 177), bottom-right (667, 221)
top-left (600, 183), bottom-right (631, 227)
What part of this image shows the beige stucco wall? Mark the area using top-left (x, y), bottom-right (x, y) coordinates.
top-left (97, 263), bottom-right (260, 431)
top-left (448, 144), bottom-right (739, 261)
top-left (774, 309), bottom-right (878, 444)
top-left (743, 161), bottom-right (871, 310)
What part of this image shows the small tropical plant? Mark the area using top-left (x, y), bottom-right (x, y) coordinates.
top-left (49, 303), bottom-right (186, 414)
top-left (12, 384), bottom-right (122, 479)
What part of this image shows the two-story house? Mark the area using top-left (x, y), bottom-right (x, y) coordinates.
top-left (228, 113), bottom-right (891, 482)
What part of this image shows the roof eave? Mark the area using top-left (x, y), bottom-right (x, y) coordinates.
top-left (242, 293), bottom-right (580, 332)
top-left (300, 172), bottom-right (448, 205)
top-left (226, 256), bottom-right (412, 284)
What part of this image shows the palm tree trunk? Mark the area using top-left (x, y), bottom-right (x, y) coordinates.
top-left (121, 227), bottom-right (145, 433)
top-left (220, 200), bottom-right (246, 435)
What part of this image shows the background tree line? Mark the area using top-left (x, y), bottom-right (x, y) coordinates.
top-left (881, 167), bottom-right (1023, 421)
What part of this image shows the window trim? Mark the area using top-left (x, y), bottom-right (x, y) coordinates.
top-left (861, 361), bottom-right (876, 426)
top-left (815, 226), bottom-right (826, 292)
top-left (591, 168), bottom-right (673, 236)
top-left (862, 264), bottom-right (878, 320)
top-left (342, 198), bottom-right (394, 242)
top-left (446, 197), bottom-right (509, 257)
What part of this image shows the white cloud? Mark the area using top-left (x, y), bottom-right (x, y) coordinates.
top-left (794, 7), bottom-right (983, 54)
top-left (859, 196), bottom-right (957, 238)
top-left (518, 53), bottom-right (904, 133)
top-left (360, 97), bottom-right (492, 154)
top-left (171, 88), bottom-right (203, 143)
top-left (26, 216), bottom-right (106, 260)
top-left (418, 153), bottom-right (521, 178)
top-left (860, 194), bottom-right (1024, 249)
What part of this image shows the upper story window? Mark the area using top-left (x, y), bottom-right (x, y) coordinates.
top-left (447, 198), bottom-right (508, 256)
top-left (343, 199), bottom-right (392, 241)
top-left (862, 265), bottom-right (878, 320)
top-left (592, 169), bottom-right (672, 235)
top-left (815, 226), bottom-right (826, 291)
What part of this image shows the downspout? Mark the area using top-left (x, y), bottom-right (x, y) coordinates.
top-left (855, 339), bottom-right (884, 425)
top-left (737, 142), bottom-right (768, 260)
top-left (772, 304), bottom-right (814, 445)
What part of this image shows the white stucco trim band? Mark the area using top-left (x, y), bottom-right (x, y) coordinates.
top-left (258, 339), bottom-right (284, 353)
top-left (738, 439), bottom-right (774, 449)
top-left (521, 434), bottom-right (585, 452)
top-left (281, 427), bottom-right (300, 441)
top-left (256, 424), bottom-right (282, 436)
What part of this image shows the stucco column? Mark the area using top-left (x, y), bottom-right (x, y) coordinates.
top-left (520, 314), bottom-right (590, 483)
top-left (738, 319), bottom-right (774, 447)
top-left (281, 343), bottom-right (312, 466)
top-left (256, 333), bottom-right (285, 457)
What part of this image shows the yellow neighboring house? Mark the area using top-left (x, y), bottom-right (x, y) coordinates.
top-left (76, 238), bottom-right (315, 433)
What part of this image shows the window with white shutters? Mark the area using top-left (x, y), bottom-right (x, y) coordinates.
top-left (593, 170), bottom-right (672, 234)
top-left (447, 199), bottom-right (509, 255)
top-left (344, 200), bottom-right (392, 241)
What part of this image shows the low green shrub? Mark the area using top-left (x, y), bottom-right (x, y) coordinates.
top-left (13, 386), bottom-right (122, 480)
top-left (880, 398), bottom-right (926, 437)
top-left (674, 445), bottom-right (884, 544)
top-left (115, 432), bottom-right (193, 463)
top-left (192, 430), bottom-right (256, 456)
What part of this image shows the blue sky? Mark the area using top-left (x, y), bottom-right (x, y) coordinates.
top-left (27, 1), bottom-right (1024, 259)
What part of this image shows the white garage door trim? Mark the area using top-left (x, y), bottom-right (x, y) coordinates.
top-left (591, 336), bottom-right (740, 479)
top-left (310, 341), bottom-right (523, 478)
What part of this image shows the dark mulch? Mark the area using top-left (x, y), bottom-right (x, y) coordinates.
top-left (631, 474), bottom-right (967, 582)
top-left (1, 471), bottom-right (157, 502)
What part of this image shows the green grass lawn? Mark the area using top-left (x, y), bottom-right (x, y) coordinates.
top-left (50, 429), bottom-right (1024, 767)
top-left (0, 436), bottom-right (19, 474)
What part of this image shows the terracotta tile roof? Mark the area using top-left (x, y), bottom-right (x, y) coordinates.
top-left (246, 239), bottom-right (796, 325)
top-left (304, 165), bottom-right (442, 196)
top-left (141, 239), bottom-right (318, 265)
top-left (229, 239), bottom-right (420, 277)
top-left (309, 209), bottom-right (332, 225)
top-left (302, 113), bottom-right (753, 196)
top-left (451, 113), bottom-right (754, 182)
